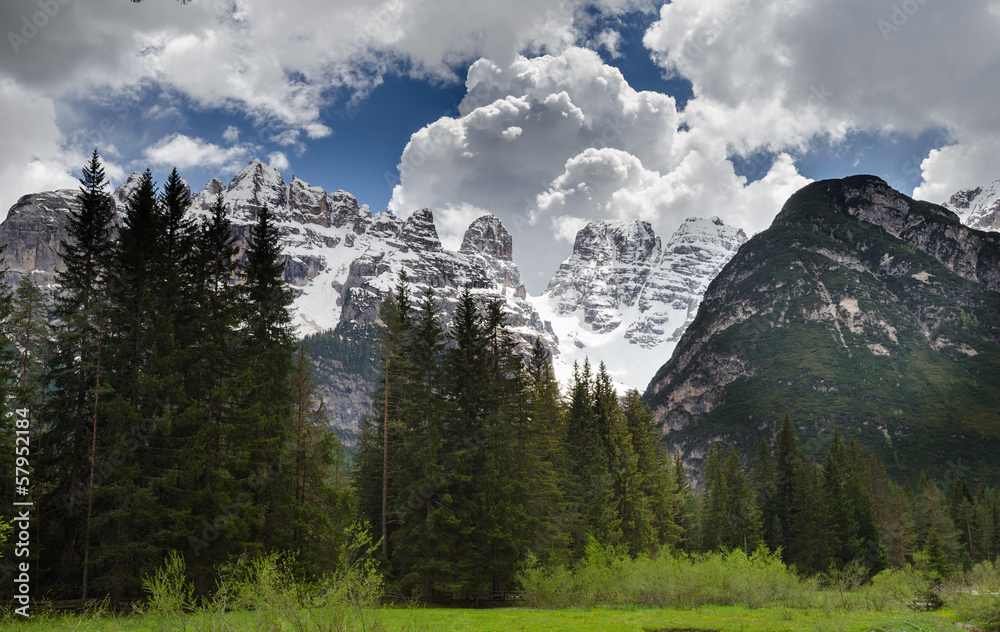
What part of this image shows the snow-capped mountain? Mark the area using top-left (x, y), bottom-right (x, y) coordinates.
top-left (945, 180), bottom-right (1000, 231)
top-left (531, 216), bottom-right (747, 391)
top-left (182, 159), bottom-right (551, 348)
top-left (0, 157), bottom-right (749, 432)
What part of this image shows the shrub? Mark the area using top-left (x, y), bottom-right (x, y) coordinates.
top-left (521, 540), bottom-right (812, 609)
top-left (945, 561), bottom-right (1000, 630)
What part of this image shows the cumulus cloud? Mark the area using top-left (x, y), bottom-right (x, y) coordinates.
top-left (267, 151), bottom-right (290, 172)
top-left (143, 134), bottom-right (250, 172)
top-left (389, 47), bottom-right (812, 290)
top-left (0, 0), bottom-right (653, 218)
top-left (912, 136), bottom-right (1000, 204)
top-left (0, 81), bottom-right (81, 218)
top-left (222, 125), bottom-right (241, 144)
top-left (641, 0), bottom-right (1000, 203)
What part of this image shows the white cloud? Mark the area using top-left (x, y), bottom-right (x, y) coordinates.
top-left (641, 0), bottom-right (1000, 205)
top-left (594, 29), bottom-right (623, 58)
top-left (143, 134), bottom-right (250, 171)
top-left (222, 125), bottom-right (241, 143)
top-left (0, 81), bottom-right (82, 220)
top-left (912, 136), bottom-right (1000, 203)
top-left (0, 0), bottom-right (648, 139)
top-left (389, 47), bottom-right (812, 291)
top-left (0, 0), bottom-right (650, 214)
top-left (267, 151), bottom-right (290, 172)
top-left (550, 214), bottom-right (590, 244)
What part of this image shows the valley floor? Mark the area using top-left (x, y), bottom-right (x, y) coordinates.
top-left (0, 605), bottom-right (963, 632)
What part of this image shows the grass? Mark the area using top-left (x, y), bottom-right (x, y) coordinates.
top-left (0, 605), bottom-right (961, 632)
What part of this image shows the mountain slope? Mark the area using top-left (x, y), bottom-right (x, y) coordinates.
top-left (644, 176), bottom-right (1000, 483)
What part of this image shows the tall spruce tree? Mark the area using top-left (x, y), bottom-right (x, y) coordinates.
top-left (523, 338), bottom-right (571, 566)
top-left (622, 389), bottom-right (680, 551)
top-left (390, 286), bottom-right (448, 592)
top-left (239, 204), bottom-right (296, 550)
top-left (438, 287), bottom-right (491, 596)
top-left (92, 167), bottom-right (167, 600)
top-left (563, 360), bottom-right (618, 552)
top-left (593, 367), bottom-right (653, 556)
top-left (42, 150), bottom-right (115, 597)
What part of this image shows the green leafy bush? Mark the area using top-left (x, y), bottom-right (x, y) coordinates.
top-left (521, 539), bottom-right (812, 609)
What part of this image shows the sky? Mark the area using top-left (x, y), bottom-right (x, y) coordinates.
top-left (2, 0), bottom-right (999, 293)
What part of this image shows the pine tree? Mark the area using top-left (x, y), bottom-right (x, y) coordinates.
top-left (239, 204), bottom-right (296, 550)
top-left (670, 450), bottom-right (699, 554)
top-left (753, 437), bottom-right (781, 552)
top-left (563, 360), bottom-right (618, 552)
top-left (91, 167), bottom-right (166, 600)
top-left (42, 150), bottom-right (115, 597)
top-left (824, 427), bottom-right (859, 567)
top-left (622, 389), bottom-right (680, 550)
top-left (281, 347), bottom-right (353, 578)
top-left (719, 449), bottom-right (762, 553)
top-left (481, 298), bottom-right (532, 593)
top-left (788, 458), bottom-right (832, 573)
top-left (390, 286), bottom-right (448, 592)
top-left (439, 287), bottom-right (491, 596)
top-left (9, 273), bottom-right (51, 409)
top-left (355, 273), bottom-right (412, 565)
top-left (774, 413), bottom-right (799, 555)
top-left (523, 338), bottom-right (571, 565)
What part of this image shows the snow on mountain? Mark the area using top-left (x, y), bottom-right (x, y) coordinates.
top-left (945, 180), bottom-right (1000, 232)
top-left (1, 157), bottom-right (745, 400)
top-left (532, 216), bottom-right (747, 391)
top-left (183, 160), bottom-right (554, 355)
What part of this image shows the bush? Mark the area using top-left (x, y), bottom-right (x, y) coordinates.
top-left (137, 523), bottom-right (386, 632)
top-left (945, 561), bottom-right (1000, 630)
top-left (521, 539), bottom-right (812, 609)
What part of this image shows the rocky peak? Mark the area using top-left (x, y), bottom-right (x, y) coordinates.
top-left (950, 187), bottom-right (982, 210)
top-left (399, 208), bottom-right (442, 252)
top-left (571, 219), bottom-right (660, 268)
top-left (460, 214), bottom-right (513, 261)
top-left (667, 217), bottom-right (748, 254)
top-left (0, 189), bottom-right (78, 286)
top-left (113, 172), bottom-right (147, 210)
top-left (460, 214), bottom-right (523, 295)
top-left (643, 176), bottom-right (1000, 481)
top-left (289, 175), bottom-right (330, 227)
top-left (201, 178), bottom-right (226, 198)
top-left (328, 190), bottom-right (370, 233)
top-left (226, 158), bottom-right (287, 218)
top-left (370, 211), bottom-right (402, 237)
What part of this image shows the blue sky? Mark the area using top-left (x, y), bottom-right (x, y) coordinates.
top-left (2, 0), bottom-right (997, 288)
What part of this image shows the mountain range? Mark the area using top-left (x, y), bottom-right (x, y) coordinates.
top-left (0, 158), bottom-right (744, 435)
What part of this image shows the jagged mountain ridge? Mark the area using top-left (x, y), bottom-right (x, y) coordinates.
top-left (0, 158), bottom-right (748, 434)
top-left (532, 216), bottom-right (747, 390)
top-left (643, 175), bottom-right (1000, 484)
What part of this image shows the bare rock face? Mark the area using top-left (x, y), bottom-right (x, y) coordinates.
top-left (399, 208), bottom-right (442, 253)
top-left (0, 190), bottom-right (77, 286)
top-left (460, 214), bottom-right (524, 296)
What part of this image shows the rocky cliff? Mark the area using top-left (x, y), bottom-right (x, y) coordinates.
top-left (644, 176), bottom-right (1000, 484)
